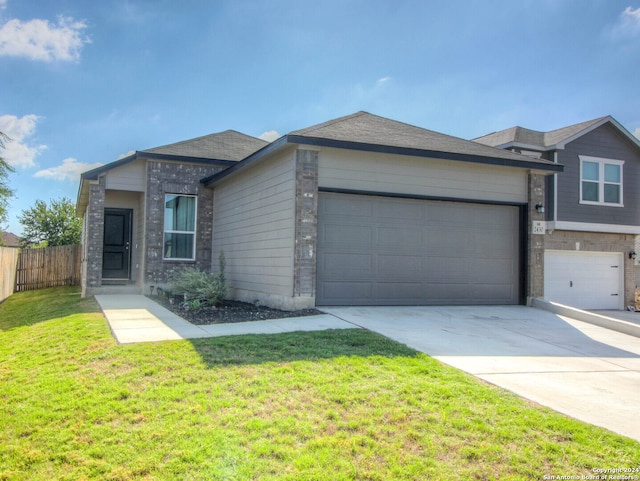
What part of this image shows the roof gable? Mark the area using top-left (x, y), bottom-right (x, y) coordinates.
top-left (474, 116), bottom-right (640, 152)
top-left (141, 130), bottom-right (268, 161)
top-left (290, 111), bottom-right (555, 163)
top-left (77, 129), bottom-right (267, 216)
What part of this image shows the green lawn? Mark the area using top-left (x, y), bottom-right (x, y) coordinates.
top-left (1, 287), bottom-right (638, 480)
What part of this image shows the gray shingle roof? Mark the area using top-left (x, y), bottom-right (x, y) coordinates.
top-left (204, 111), bottom-right (562, 187)
top-left (141, 130), bottom-right (267, 161)
top-left (474, 117), bottom-right (609, 149)
top-left (290, 111), bottom-right (558, 165)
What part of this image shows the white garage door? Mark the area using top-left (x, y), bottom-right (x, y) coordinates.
top-left (316, 192), bottom-right (522, 306)
top-left (544, 250), bottom-right (623, 310)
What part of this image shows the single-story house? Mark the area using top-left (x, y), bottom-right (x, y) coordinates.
top-left (77, 111), bottom-right (563, 309)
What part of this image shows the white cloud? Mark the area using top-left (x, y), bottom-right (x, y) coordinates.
top-left (0, 15), bottom-right (90, 62)
top-left (611, 6), bottom-right (640, 38)
top-left (0, 0), bottom-right (7, 11)
top-left (118, 150), bottom-right (136, 159)
top-left (376, 76), bottom-right (391, 86)
top-left (0, 114), bottom-right (47, 168)
top-left (258, 130), bottom-right (280, 142)
top-left (34, 157), bottom-right (102, 182)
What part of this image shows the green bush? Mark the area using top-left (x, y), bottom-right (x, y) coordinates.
top-left (172, 254), bottom-right (227, 306)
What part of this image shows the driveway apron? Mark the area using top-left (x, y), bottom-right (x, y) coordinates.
top-left (322, 305), bottom-right (640, 443)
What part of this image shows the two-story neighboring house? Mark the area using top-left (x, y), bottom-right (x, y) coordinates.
top-left (475, 116), bottom-right (640, 310)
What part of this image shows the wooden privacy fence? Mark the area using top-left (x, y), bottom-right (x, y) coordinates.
top-left (0, 246), bottom-right (20, 302)
top-left (14, 245), bottom-right (81, 292)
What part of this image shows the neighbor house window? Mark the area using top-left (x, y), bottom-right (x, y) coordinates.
top-left (580, 156), bottom-right (623, 206)
top-left (164, 194), bottom-right (196, 260)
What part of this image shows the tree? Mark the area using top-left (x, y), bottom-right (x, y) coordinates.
top-left (18, 197), bottom-right (82, 247)
top-left (0, 132), bottom-right (15, 229)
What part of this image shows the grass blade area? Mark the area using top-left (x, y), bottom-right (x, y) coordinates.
top-left (1, 287), bottom-right (638, 480)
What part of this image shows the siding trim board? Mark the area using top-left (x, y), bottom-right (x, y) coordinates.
top-left (547, 221), bottom-right (640, 235)
top-left (319, 187), bottom-right (528, 208)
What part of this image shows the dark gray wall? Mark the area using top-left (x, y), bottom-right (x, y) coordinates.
top-left (555, 123), bottom-right (640, 225)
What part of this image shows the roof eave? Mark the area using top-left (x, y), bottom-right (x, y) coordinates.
top-left (289, 136), bottom-right (563, 172)
top-left (77, 151), bottom-right (238, 216)
top-left (202, 134), bottom-right (563, 187)
top-left (201, 136), bottom-right (290, 186)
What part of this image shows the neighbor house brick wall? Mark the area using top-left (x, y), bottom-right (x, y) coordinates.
top-left (545, 230), bottom-right (636, 306)
top-left (83, 176), bottom-right (106, 294)
top-left (144, 160), bottom-right (225, 288)
top-left (527, 173), bottom-right (546, 302)
top-left (293, 149), bottom-right (319, 298)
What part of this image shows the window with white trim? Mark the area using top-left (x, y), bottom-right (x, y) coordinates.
top-left (163, 194), bottom-right (196, 260)
top-left (580, 156), bottom-right (624, 206)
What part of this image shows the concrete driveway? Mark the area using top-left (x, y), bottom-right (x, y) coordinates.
top-left (322, 305), bottom-right (640, 443)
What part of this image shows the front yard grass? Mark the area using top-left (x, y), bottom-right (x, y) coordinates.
top-left (1, 287), bottom-right (638, 480)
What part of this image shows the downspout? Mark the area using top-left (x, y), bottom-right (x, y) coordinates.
top-left (553, 151), bottom-right (558, 223)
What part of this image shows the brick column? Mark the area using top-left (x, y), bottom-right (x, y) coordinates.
top-left (294, 149), bottom-right (319, 298)
top-left (527, 172), bottom-right (546, 302)
top-left (85, 176), bottom-right (106, 292)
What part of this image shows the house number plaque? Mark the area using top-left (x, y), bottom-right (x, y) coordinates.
top-left (532, 221), bottom-right (546, 235)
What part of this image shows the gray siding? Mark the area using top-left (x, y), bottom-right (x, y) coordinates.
top-left (318, 148), bottom-right (528, 203)
top-left (104, 158), bottom-right (146, 192)
top-left (556, 123), bottom-right (640, 225)
top-left (212, 152), bottom-right (297, 308)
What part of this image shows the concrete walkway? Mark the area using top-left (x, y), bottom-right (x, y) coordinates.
top-left (95, 295), bottom-right (357, 344)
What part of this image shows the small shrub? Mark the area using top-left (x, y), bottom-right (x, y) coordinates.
top-left (186, 299), bottom-right (203, 310)
top-left (171, 253), bottom-right (227, 306)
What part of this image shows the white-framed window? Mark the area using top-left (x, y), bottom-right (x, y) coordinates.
top-left (579, 156), bottom-right (624, 206)
top-left (163, 194), bottom-right (197, 260)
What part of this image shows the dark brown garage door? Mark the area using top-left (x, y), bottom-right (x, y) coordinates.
top-left (316, 192), bottom-right (521, 306)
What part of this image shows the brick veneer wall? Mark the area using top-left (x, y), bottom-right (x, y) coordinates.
top-left (83, 177), bottom-right (106, 294)
top-left (293, 149), bottom-right (319, 299)
top-left (527, 173), bottom-right (546, 302)
top-left (144, 160), bottom-right (225, 288)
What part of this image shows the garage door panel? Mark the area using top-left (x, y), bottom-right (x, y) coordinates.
top-left (423, 283), bottom-right (466, 303)
top-left (377, 255), bottom-right (424, 279)
top-left (378, 200), bottom-right (423, 221)
top-left (469, 258), bottom-right (515, 282)
top-left (429, 257), bottom-right (468, 283)
top-left (473, 230), bottom-right (514, 255)
top-left (426, 228), bottom-right (470, 253)
top-left (320, 281), bottom-right (372, 301)
top-left (317, 193), bottom-right (521, 306)
top-left (374, 283), bottom-right (424, 301)
top-left (320, 223), bottom-right (373, 248)
top-left (377, 226), bottom-right (423, 248)
top-left (428, 203), bottom-right (471, 224)
top-left (321, 194), bottom-right (373, 217)
top-left (473, 283), bottom-right (517, 304)
top-left (322, 252), bottom-right (373, 277)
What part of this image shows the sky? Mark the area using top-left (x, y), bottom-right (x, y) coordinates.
top-left (1, 0), bottom-right (640, 235)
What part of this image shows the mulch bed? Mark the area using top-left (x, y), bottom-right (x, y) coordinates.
top-left (148, 296), bottom-right (323, 325)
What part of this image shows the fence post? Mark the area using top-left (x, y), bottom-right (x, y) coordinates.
top-left (0, 247), bottom-right (20, 302)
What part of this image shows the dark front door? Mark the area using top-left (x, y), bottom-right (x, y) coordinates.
top-left (102, 209), bottom-right (132, 279)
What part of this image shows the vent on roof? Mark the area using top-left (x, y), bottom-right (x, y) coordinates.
top-left (513, 148), bottom-right (542, 159)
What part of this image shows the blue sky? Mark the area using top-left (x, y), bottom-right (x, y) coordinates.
top-left (1, 0), bottom-right (640, 235)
